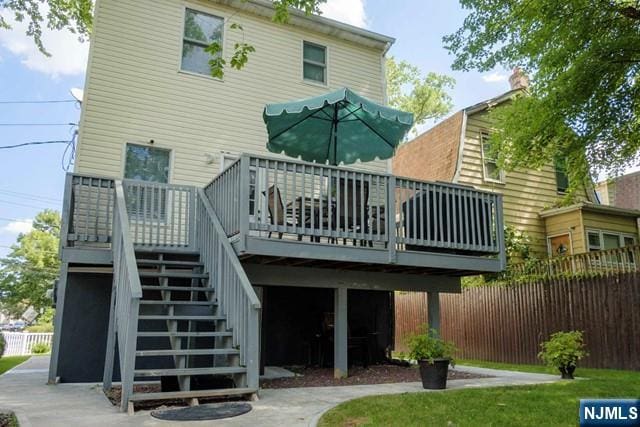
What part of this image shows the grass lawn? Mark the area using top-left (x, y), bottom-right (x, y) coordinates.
top-left (319, 361), bottom-right (640, 427)
top-left (0, 356), bottom-right (29, 375)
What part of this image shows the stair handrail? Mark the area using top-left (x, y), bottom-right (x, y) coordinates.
top-left (196, 188), bottom-right (261, 390)
top-left (103, 180), bottom-right (142, 412)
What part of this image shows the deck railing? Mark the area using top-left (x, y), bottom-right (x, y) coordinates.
top-left (206, 154), bottom-right (503, 259)
top-left (123, 179), bottom-right (197, 250)
top-left (196, 188), bottom-right (261, 390)
top-left (102, 180), bottom-right (143, 412)
top-left (509, 244), bottom-right (640, 280)
top-left (62, 173), bottom-right (114, 246)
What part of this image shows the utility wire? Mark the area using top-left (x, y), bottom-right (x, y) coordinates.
top-left (0, 123), bottom-right (77, 127)
top-left (0, 217), bottom-right (30, 223)
top-left (0, 199), bottom-right (58, 210)
top-left (0, 100), bottom-right (76, 104)
top-left (0, 190), bottom-right (60, 204)
top-left (0, 140), bottom-right (71, 150)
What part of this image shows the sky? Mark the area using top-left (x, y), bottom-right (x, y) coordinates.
top-left (0, 0), bottom-right (637, 257)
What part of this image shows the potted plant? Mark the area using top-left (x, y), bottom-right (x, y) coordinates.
top-left (406, 327), bottom-right (457, 389)
top-left (538, 331), bottom-right (588, 379)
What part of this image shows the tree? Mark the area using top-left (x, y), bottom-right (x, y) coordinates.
top-left (444, 0), bottom-right (640, 190)
top-left (0, 210), bottom-right (60, 317)
top-left (386, 57), bottom-right (455, 133)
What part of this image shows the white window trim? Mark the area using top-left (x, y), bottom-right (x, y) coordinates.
top-left (546, 232), bottom-right (574, 258)
top-left (480, 131), bottom-right (505, 184)
top-left (301, 40), bottom-right (329, 87)
top-left (585, 229), bottom-right (637, 251)
top-left (178, 6), bottom-right (226, 81)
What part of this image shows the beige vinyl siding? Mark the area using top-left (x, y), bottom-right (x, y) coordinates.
top-left (543, 211), bottom-right (585, 254)
top-left (76, 0), bottom-right (387, 186)
top-left (457, 111), bottom-right (572, 255)
top-left (582, 211), bottom-right (639, 237)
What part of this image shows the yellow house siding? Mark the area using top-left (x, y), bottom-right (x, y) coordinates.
top-left (456, 111), bottom-right (566, 255)
top-left (76, 0), bottom-right (387, 186)
top-left (582, 211), bottom-right (639, 237)
top-left (543, 211), bottom-right (585, 254)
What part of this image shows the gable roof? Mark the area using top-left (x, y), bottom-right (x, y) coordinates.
top-left (213, 0), bottom-right (395, 51)
top-left (392, 111), bottom-right (464, 182)
top-left (393, 88), bottom-right (523, 183)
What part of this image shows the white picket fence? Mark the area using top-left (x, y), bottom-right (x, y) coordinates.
top-left (1, 332), bottom-right (53, 356)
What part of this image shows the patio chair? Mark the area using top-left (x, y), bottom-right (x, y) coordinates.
top-left (264, 185), bottom-right (291, 239)
top-left (334, 177), bottom-right (369, 245)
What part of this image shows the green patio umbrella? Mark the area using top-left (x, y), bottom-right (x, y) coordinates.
top-left (263, 87), bottom-right (414, 165)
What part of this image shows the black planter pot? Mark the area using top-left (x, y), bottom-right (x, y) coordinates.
top-left (418, 359), bottom-right (450, 389)
top-left (559, 365), bottom-right (576, 380)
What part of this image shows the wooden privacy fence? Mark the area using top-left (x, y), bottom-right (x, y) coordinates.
top-left (395, 273), bottom-right (640, 370)
top-left (2, 332), bottom-right (53, 356)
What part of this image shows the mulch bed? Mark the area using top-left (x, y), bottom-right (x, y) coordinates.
top-left (261, 364), bottom-right (490, 389)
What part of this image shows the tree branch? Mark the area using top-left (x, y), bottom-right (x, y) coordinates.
top-left (619, 6), bottom-right (640, 20)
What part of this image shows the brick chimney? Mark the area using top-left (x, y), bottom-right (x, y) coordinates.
top-left (509, 67), bottom-right (529, 90)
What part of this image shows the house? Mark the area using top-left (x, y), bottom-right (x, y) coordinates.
top-left (393, 68), bottom-right (640, 259)
top-left (596, 171), bottom-right (640, 211)
top-left (48, 0), bottom-right (506, 412)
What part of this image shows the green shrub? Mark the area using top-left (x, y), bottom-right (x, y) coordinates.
top-left (404, 326), bottom-right (457, 365)
top-left (31, 343), bottom-right (51, 354)
top-left (26, 323), bottom-right (54, 333)
top-left (538, 331), bottom-right (588, 371)
top-left (0, 334), bottom-right (5, 358)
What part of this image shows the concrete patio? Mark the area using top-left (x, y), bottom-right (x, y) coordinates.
top-left (0, 356), bottom-right (559, 426)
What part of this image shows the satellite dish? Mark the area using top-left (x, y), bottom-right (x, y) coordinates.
top-left (70, 88), bottom-right (84, 104)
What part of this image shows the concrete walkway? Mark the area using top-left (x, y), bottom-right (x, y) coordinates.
top-left (0, 357), bottom-right (559, 426)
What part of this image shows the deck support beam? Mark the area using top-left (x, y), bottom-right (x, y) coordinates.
top-left (334, 288), bottom-right (348, 379)
top-left (427, 291), bottom-right (440, 334)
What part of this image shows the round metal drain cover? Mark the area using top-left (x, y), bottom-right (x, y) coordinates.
top-left (151, 402), bottom-right (252, 421)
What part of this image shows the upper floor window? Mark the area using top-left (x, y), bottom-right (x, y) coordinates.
top-left (555, 158), bottom-right (569, 193)
top-left (181, 9), bottom-right (224, 76)
top-left (481, 131), bottom-right (505, 183)
top-left (303, 41), bottom-right (327, 84)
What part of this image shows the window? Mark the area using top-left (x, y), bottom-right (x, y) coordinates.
top-left (587, 230), bottom-right (637, 252)
top-left (481, 131), bottom-right (504, 183)
top-left (181, 8), bottom-right (224, 76)
top-left (124, 144), bottom-right (171, 220)
top-left (555, 158), bottom-right (569, 193)
top-left (303, 41), bottom-right (327, 84)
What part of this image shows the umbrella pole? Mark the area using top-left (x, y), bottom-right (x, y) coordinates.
top-left (332, 104), bottom-right (339, 166)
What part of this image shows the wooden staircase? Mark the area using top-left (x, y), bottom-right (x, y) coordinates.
top-left (125, 251), bottom-right (257, 409)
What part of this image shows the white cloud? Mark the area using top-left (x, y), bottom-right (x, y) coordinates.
top-left (320, 0), bottom-right (368, 28)
top-left (0, 219), bottom-right (33, 236)
top-left (482, 72), bottom-right (508, 83)
top-left (0, 8), bottom-right (89, 78)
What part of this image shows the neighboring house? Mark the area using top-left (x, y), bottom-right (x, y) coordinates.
top-left (393, 69), bottom-right (640, 259)
top-left (49, 0), bottom-right (506, 412)
top-left (596, 171), bottom-right (640, 211)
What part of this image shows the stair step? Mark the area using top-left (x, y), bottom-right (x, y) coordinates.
top-left (140, 272), bottom-right (209, 279)
top-left (134, 367), bottom-right (246, 377)
top-left (129, 388), bottom-right (257, 402)
top-left (135, 248), bottom-right (200, 256)
top-left (136, 259), bottom-right (203, 267)
top-left (140, 300), bottom-right (215, 306)
top-left (142, 286), bottom-right (215, 292)
top-left (137, 331), bottom-right (232, 338)
top-left (138, 315), bottom-right (225, 321)
top-left (136, 349), bottom-right (239, 357)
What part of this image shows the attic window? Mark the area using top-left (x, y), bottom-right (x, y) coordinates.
top-left (480, 131), bottom-right (505, 183)
top-left (181, 8), bottom-right (224, 76)
top-left (555, 158), bottom-right (570, 194)
top-left (303, 41), bottom-right (327, 84)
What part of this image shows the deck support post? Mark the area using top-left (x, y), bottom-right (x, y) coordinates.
top-left (427, 291), bottom-right (440, 335)
top-left (334, 287), bottom-right (348, 379)
top-left (48, 262), bottom-right (69, 384)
